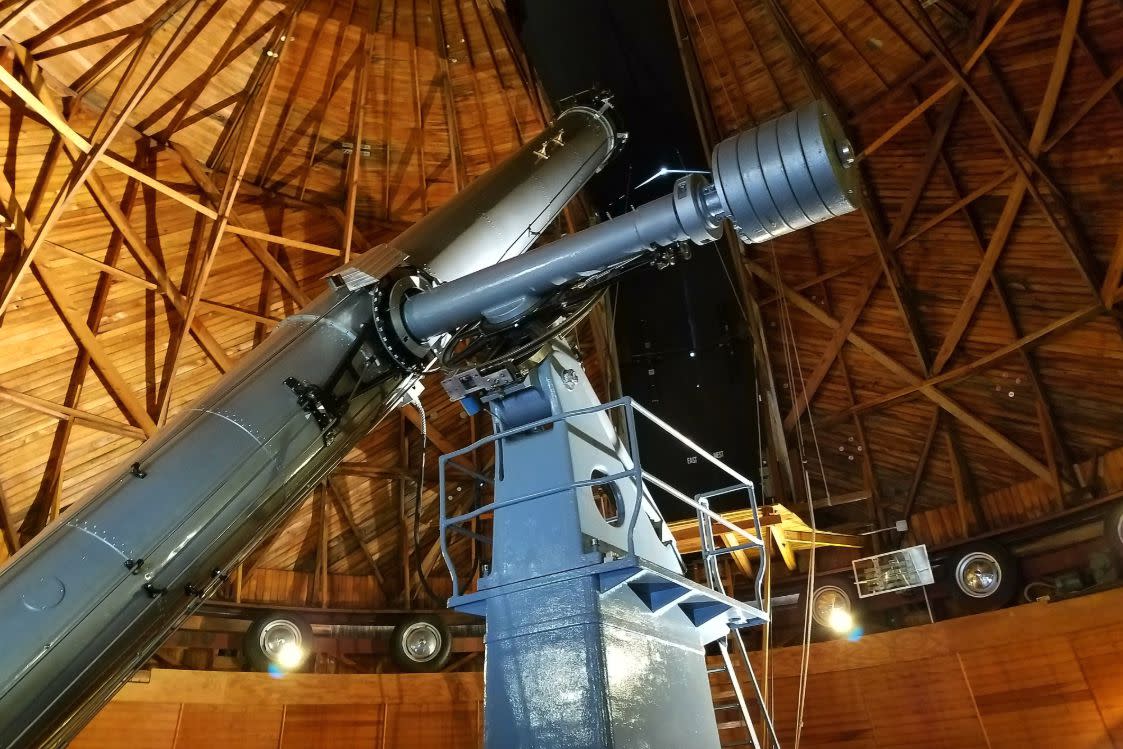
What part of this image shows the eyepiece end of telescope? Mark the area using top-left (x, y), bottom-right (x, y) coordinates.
top-left (710, 99), bottom-right (858, 243)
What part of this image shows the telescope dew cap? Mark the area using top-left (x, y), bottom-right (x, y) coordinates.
top-left (710, 99), bottom-right (858, 243)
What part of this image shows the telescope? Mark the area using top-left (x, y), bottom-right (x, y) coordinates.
top-left (0, 94), bottom-right (856, 748)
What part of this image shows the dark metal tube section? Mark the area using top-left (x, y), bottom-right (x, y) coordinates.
top-left (0, 103), bottom-right (617, 749)
top-left (403, 183), bottom-right (718, 339)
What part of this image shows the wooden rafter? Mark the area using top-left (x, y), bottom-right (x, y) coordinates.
top-left (23, 0), bottom-right (136, 51)
top-left (777, 1), bottom-right (992, 434)
top-left (20, 156), bottom-right (145, 542)
top-left (761, 0), bottom-right (934, 385)
top-left (256, 0), bottom-right (334, 182)
top-left (341, 12), bottom-right (373, 263)
top-left (910, 0), bottom-right (1088, 374)
top-left (325, 478), bottom-right (388, 591)
top-left (144, 0), bottom-right (271, 139)
top-left (0, 385), bottom-right (145, 441)
top-left (0, 168), bottom-right (157, 436)
top-left (859, 0), bottom-right (1024, 158)
top-left (171, 143), bottom-right (311, 306)
top-left (744, 258), bottom-right (1054, 483)
top-left (68, 0), bottom-right (192, 97)
top-left (157, 2), bottom-right (304, 422)
top-left (0, 0), bottom-right (203, 319)
top-left (902, 407), bottom-right (940, 521)
top-left (823, 304), bottom-right (1103, 427)
top-left (0, 40), bottom-right (347, 257)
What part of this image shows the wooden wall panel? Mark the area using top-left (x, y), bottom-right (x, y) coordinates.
top-left (732, 587), bottom-right (1123, 749)
top-left (69, 589), bottom-right (1123, 748)
top-left (1071, 622), bottom-right (1123, 747)
top-left (173, 704), bottom-right (284, 749)
top-left (279, 705), bottom-right (385, 747)
top-left (70, 703), bottom-right (182, 749)
top-left (73, 670), bottom-right (484, 749)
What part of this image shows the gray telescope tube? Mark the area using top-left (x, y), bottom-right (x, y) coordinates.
top-left (402, 99), bottom-right (858, 340)
top-left (0, 104), bottom-right (616, 749)
top-left (389, 105), bottom-right (617, 282)
top-left (403, 183), bottom-right (719, 339)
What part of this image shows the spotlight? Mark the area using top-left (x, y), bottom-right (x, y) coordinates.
top-left (811, 583), bottom-right (856, 636)
top-left (826, 607), bottom-right (854, 634)
top-left (244, 613), bottom-right (313, 672)
top-left (274, 641), bottom-right (307, 671)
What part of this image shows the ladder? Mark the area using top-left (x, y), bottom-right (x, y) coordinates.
top-left (698, 497), bottom-right (782, 749)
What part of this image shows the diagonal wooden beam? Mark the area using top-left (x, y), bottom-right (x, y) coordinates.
top-left (1103, 226), bottom-right (1123, 306)
top-left (432, 0), bottom-right (466, 192)
top-left (325, 478), bottom-right (388, 591)
top-left (70, 0), bottom-right (193, 98)
top-left (0, 168), bottom-right (157, 435)
top-left (924, 0), bottom-right (1085, 374)
top-left (860, 0), bottom-right (1024, 157)
top-left (761, 0), bottom-right (935, 379)
top-left (85, 172), bottom-right (234, 371)
top-left (743, 258), bottom-right (1054, 483)
top-left (803, 233), bottom-right (887, 538)
top-left (0, 36), bottom-right (344, 260)
top-left (21, 158), bottom-right (146, 543)
top-left (775, 4), bottom-right (988, 432)
top-left (144, 0), bottom-right (272, 138)
top-left (286, 43), bottom-right (363, 198)
top-left (902, 407), bottom-right (940, 521)
top-left (0, 479), bottom-right (17, 556)
top-left (158, 2), bottom-right (304, 422)
top-left (925, 129), bottom-right (1079, 497)
top-left (206, 2), bottom-right (291, 169)
top-left (32, 261), bottom-right (158, 436)
top-left (822, 304), bottom-right (1103, 426)
top-left (0, 385), bottom-right (145, 441)
top-left (946, 421), bottom-right (987, 534)
top-left (255, 0), bottom-right (334, 180)
top-left (0, 0), bottom-right (203, 319)
top-left (32, 26), bottom-right (136, 61)
top-left (170, 143), bottom-right (311, 306)
top-left (24, 0), bottom-right (138, 51)
top-left (903, 0), bottom-right (1100, 299)
top-left (341, 23), bottom-right (373, 263)
top-left (782, 263), bottom-right (881, 433)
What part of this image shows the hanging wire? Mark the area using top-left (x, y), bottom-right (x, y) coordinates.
top-left (411, 396), bottom-right (445, 606)
top-left (763, 237), bottom-right (836, 748)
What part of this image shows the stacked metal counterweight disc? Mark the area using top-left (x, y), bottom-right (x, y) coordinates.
top-left (710, 99), bottom-right (858, 243)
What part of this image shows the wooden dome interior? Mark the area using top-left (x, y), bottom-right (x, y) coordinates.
top-left (1, 0), bottom-right (1122, 610)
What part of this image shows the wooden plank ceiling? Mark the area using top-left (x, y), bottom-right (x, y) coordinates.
top-left (0, 0), bottom-right (607, 609)
top-left (4, 0), bottom-right (1123, 612)
top-left (680, 0), bottom-right (1123, 542)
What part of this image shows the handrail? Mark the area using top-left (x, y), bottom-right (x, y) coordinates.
top-left (438, 397), bottom-right (767, 601)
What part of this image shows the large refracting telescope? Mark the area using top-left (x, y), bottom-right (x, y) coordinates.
top-left (0, 95), bottom-right (856, 748)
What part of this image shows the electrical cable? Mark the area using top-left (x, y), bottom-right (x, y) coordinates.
top-left (410, 393), bottom-right (485, 604)
top-left (765, 238), bottom-right (835, 749)
top-left (411, 397), bottom-right (445, 607)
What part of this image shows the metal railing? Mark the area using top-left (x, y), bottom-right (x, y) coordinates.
top-left (437, 396), bottom-right (768, 607)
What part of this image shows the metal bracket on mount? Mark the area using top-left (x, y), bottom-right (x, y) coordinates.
top-left (284, 377), bottom-right (341, 445)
